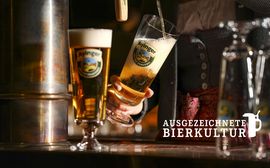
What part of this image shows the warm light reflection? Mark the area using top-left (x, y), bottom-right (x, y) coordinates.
top-left (48, 101), bottom-right (53, 143)
top-left (256, 55), bottom-right (266, 103)
top-left (246, 57), bottom-right (254, 98)
top-left (47, 0), bottom-right (54, 93)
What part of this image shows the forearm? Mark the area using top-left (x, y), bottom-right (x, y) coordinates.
top-left (236, 0), bottom-right (270, 14)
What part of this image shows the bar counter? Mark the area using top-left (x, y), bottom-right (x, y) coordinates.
top-left (0, 140), bottom-right (269, 167)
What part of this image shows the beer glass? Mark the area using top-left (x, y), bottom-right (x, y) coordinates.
top-left (249, 17), bottom-right (270, 159)
top-left (68, 28), bottom-right (112, 151)
top-left (217, 20), bottom-right (255, 157)
top-left (107, 14), bottom-right (178, 127)
top-left (254, 52), bottom-right (270, 159)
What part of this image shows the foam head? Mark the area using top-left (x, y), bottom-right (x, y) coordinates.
top-left (69, 28), bottom-right (113, 48)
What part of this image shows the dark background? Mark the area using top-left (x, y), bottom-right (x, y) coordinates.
top-left (69, 0), bottom-right (147, 76)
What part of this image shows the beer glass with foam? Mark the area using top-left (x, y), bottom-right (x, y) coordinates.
top-left (69, 28), bottom-right (112, 151)
top-left (107, 14), bottom-right (178, 126)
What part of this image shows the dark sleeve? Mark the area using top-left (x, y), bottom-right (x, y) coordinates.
top-left (131, 99), bottom-right (150, 122)
top-left (131, 76), bottom-right (160, 122)
top-left (236, 0), bottom-right (270, 14)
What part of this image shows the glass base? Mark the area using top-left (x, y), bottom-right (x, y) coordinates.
top-left (216, 136), bottom-right (230, 158)
top-left (108, 84), bottom-right (145, 106)
top-left (255, 145), bottom-right (267, 160)
top-left (114, 83), bottom-right (145, 106)
top-left (216, 136), bottom-right (253, 159)
top-left (106, 110), bottom-right (134, 127)
top-left (253, 132), bottom-right (270, 160)
top-left (70, 138), bottom-right (108, 151)
top-left (70, 120), bottom-right (108, 151)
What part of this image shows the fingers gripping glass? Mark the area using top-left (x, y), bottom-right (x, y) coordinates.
top-left (106, 84), bottom-right (136, 127)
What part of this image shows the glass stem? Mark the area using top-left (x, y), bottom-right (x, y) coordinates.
top-left (83, 125), bottom-right (96, 140)
top-left (84, 124), bottom-right (96, 139)
top-left (75, 122), bottom-right (102, 151)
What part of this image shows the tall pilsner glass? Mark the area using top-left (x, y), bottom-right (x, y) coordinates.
top-left (250, 17), bottom-right (270, 160)
top-left (69, 29), bottom-right (112, 151)
top-left (217, 21), bottom-right (255, 157)
top-left (107, 14), bottom-right (178, 126)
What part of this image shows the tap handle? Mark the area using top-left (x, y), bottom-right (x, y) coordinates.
top-left (115, 0), bottom-right (128, 22)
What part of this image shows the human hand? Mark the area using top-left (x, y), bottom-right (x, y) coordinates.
top-left (106, 75), bottom-right (154, 116)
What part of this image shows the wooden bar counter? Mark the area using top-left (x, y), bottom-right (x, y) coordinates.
top-left (0, 140), bottom-right (269, 168)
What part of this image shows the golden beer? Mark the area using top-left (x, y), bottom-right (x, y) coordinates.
top-left (114, 36), bottom-right (177, 106)
top-left (69, 29), bottom-right (112, 123)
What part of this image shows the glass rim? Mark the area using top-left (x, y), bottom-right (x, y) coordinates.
top-left (143, 14), bottom-right (179, 38)
top-left (68, 28), bottom-right (112, 33)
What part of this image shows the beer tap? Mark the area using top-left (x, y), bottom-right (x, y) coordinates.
top-left (115, 0), bottom-right (128, 21)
